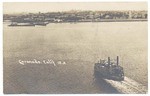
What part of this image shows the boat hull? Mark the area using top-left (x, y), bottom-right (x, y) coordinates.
top-left (9, 24), bottom-right (35, 27)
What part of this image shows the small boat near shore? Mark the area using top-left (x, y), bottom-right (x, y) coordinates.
top-left (8, 22), bottom-right (49, 27)
top-left (9, 22), bottom-right (35, 26)
top-left (33, 22), bottom-right (49, 26)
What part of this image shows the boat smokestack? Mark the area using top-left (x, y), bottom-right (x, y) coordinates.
top-left (108, 57), bottom-right (110, 66)
top-left (117, 56), bottom-right (119, 66)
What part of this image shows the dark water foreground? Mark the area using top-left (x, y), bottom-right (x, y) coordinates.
top-left (4, 57), bottom-right (147, 94)
top-left (4, 58), bottom-right (120, 94)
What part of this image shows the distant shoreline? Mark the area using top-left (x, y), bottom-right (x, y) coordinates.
top-left (3, 19), bottom-right (147, 24)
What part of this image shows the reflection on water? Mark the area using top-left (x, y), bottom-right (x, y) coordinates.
top-left (3, 22), bottom-right (147, 93)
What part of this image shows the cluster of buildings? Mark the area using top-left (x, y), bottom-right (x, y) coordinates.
top-left (4, 10), bottom-right (147, 23)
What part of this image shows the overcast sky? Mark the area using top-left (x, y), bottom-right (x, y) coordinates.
top-left (3, 2), bottom-right (147, 14)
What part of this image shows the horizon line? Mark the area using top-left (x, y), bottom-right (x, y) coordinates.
top-left (3, 9), bottom-right (148, 15)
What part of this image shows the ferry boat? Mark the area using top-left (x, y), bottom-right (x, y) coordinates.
top-left (94, 56), bottom-right (124, 81)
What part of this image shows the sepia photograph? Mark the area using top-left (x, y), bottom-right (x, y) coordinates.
top-left (3, 2), bottom-right (148, 94)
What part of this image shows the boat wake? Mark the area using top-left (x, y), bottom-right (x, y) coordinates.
top-left (105, 76), bottom-right (147, 94)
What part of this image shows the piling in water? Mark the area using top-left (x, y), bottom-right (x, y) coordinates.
top-left (117, 56), bottom-right (119, 66)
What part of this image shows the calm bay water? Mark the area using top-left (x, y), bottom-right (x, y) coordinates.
top-left (3, 22), bottom-right (147, 93)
